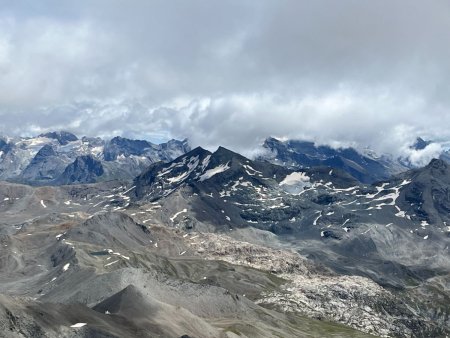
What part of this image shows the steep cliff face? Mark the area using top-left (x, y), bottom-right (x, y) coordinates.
top-left (57, 155), bottom-right (105, 184)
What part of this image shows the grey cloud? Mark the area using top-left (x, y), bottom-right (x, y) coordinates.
top-left (0, 0), bottom-right (449, 161)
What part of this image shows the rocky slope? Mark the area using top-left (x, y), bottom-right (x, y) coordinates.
top-left (0, 181), bottom-right (374, 337)
top-left (128, 146), bottom-right (450, 336)
top-left (1, 143), bottom-right (450, 337)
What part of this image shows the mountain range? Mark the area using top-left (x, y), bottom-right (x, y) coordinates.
top-left (258, 137), bottom-right (444, 184)
top-left (0, 131), bottom-right (190, 185)
top-left (0, 132), bottom-right (449, 337)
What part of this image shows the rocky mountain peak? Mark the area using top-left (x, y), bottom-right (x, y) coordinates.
top-left (104, 136), bottom-right (152, 161)
top-left (39, 131), bottom-right (78, 145)
top-left (35, 144), bottom-right (56, 158)
top-left (57, 155), bottom-right (104, 184)
top-left (412, 137), bottom-right (432, 150)
top-left (426, 158), bottom-right (447, 171)
top-left (187, 146), bottom-right (211, 157)
top-left (210, 146), bottom-right (247, 165)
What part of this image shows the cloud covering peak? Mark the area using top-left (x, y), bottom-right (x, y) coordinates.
top-left (1, 0), bottom-right (449, 158)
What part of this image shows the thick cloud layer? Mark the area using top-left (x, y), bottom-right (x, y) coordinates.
top-left (0, 0), bottom-right (449, 161)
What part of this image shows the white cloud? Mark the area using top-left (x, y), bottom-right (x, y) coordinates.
top-left (406, 143), bottom-right (444, 167)
top-left (0, 0), bottom-right (449, 161)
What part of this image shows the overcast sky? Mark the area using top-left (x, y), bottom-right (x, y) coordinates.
top-left (1, 0), bottom-right (449, 162)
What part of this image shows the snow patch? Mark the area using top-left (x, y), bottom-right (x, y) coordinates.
top-left (201, 155), bottom-right (211, 170)
top-left (104, 260), bottom-right (119, 267)
top-left (395, 206), bottom-right (406, 218)
top-left (70, 323), bottom-right (87, 328)
top-left (313, 212), bottom-right (322, 226)
top-left (243, 164), bottom-right (262, 176)
top-left (279, 172), bottom-right (310, 194)
top-left (167, 171), bottom-right (189, 184)
top-left (122, 186), bottom-right (136, 195)
top-left (170, 209), bottom-right (187, 222)
top-left (199, 162), bottom-right (230, 181)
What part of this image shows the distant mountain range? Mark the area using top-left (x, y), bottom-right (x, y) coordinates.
top-left (0, 131), bottom-right (190, 185)
top-left (258, 136), bottom-right (449, 184)
top-left (1, 132), bottom-right (446, 187)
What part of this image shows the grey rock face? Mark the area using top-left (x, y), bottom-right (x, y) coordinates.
top-left (0, 132), bottom-right (190, 185)
top-left (393, 158), bottom-right (450, 224)
top-left (21, 145), bottom-right (68, 183)
top-left (39, 131), bottom-right (79, 145)
top-left (104, 136), bottom-right (190, 162)
top-left (412, 137), bottom-right (432, 151)
top-left (57, 155), bottom-right (104, 184)
top-left (104, 136), bottom-right (153, 161)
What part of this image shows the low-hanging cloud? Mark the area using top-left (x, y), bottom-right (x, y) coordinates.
top-left (0, 0), bottom-right (450, 161)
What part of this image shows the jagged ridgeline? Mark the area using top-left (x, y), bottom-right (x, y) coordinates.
top-left (0, 131), bottom-right (190, 185)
